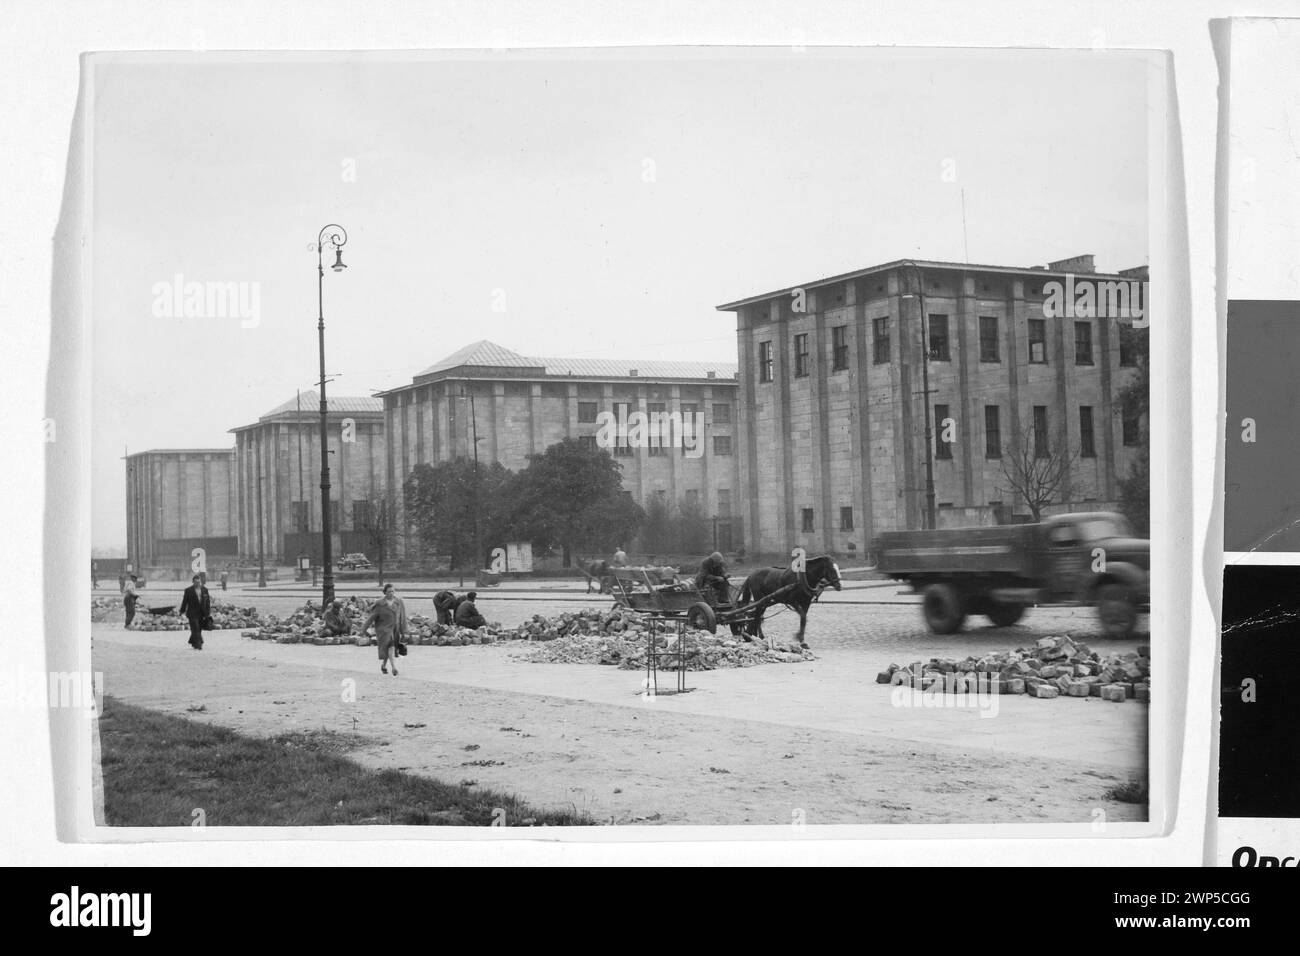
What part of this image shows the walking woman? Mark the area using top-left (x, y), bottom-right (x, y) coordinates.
top-left (363, 589), bottom-right (402, 676)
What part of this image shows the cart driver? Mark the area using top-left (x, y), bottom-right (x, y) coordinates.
top-left (695, 551), bottom-right (730, 606)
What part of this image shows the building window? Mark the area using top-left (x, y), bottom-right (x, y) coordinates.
top-left (1122, 397), bottom-right (1142, 446)
top-left (793, 333), bottom-right (810, 377)
top-left (1080, 406), bottom-right (1096, 458)
top-left (294, 500), bottom-right (309, 532)
top-left (832, 325), bottom-right (850, 371)
top-left (929, 314), bottom-right (950, 361)
top-left (1074, 321), bottom-right (1094, 365)
top-left (329, 500), bottom-right (340, 528)
top-left (613, 402), bottom-right (633, 457)
top-left (840, 506), bottom-right (854, 531)
top-left (578, 435), bottom-right (598, 452)
top-left (984, 405), bottom-right (1001, 459)
top-left (646, 403), bottom-right (666, 456)
top-left (716, 488), bottom-right (732, 517)
top-left (680, 403), bottom-right (699, 455)
top-left (979, 316), bottom-right (1000, 362)
top-left (1119, 326), bottom-right (1140, 367)
top-left (713, 403), bottom-right (732, 424)
top-left (873, 317), bottom-right (890, 364)
top-left (1033, 406), bottom-right (1050, 459)
top-left (352, 500), bottom-right (372, 530)
top-left (578, 401), bottom-right (598, 424)
top-left (935, 404), bottom-right (953, 459)
top-left (801, 508), bottom-right (815, 533)
top-left (1028, 319), bottom-right (1048, 364)
top-left (713, 435), bottom-right (733, 456)
top-left (758, 341), bottom-right (774, 383)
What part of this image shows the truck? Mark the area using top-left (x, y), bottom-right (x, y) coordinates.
top-left (872, 511), bottom-right (1149, 637)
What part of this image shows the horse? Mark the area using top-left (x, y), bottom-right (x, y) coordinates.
top-left (737, 555), bottom-right (842, 650)
top-left (576, 558), bottom-right (614, 594)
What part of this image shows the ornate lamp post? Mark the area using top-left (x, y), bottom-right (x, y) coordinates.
top-left (316, 224), bottom-right (348, 605)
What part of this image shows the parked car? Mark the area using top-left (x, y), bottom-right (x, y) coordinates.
top-left (336, 553), bottom-right (373, 570)
top-left (873, 511), bottom-right (1149, 636)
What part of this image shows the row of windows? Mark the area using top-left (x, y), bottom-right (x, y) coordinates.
top-left (759, 318), bottom-right (1141, 381)
top-left (931, 403), bottom-right (1142, 460)
top-left (576, 401), bottom-right (733, 424)
top-left (650, 487), bottom-right (734, 515)
top-left (576, 434), bottom-right (733, 457)
top-left (799, 507), bottom-right (857, 533)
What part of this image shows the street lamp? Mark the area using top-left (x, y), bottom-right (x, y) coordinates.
top-left (316, 223), bottom-right (348, 605)
top-left (901, 262), bottom-right (938, 530)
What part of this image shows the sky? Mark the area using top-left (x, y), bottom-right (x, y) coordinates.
top-left (90, 48), bottom-right (1151, 549)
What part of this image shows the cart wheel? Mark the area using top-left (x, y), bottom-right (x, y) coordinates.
top-left (686, 602), bottom-right (717, 634)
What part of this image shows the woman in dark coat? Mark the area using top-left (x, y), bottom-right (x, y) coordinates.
top-left (363, 592), bottom-right (402, 676)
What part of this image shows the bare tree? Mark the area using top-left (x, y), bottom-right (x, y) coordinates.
top-left (355, 495), bottom-right (403, 583)
top-left (997, 423), bottom-right (1081, 522)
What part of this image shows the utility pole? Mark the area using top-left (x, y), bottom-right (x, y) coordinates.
top-left (469, 384), bottom-right (483, 576)
top-left (296, 389), bottom-right (305, 536)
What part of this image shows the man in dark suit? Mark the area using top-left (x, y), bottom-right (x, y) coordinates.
top-left (178, 573), bottom-right (211, 650)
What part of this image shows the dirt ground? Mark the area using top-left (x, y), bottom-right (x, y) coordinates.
top-left (92, 618), bottom-right (1149, 827)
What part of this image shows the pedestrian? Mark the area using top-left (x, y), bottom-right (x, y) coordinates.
top-left (382, 583), bottom-right (409, 642)
top-left (319, 600), bottom-right (351, 638)
top-left (91, 562), bottom-right (99, 589)
top-left (123, 576), bottom-right (140, 628)
top-left (363, 589), bottom-right (402, 676)
top-left (220, 566), bottom-right (229, 591)
top-left (178, 573), bottom-right (211, 650)
top-left (695, 551), bottom-right (731, 606)
top-left (432, 589), bottom-right (458, 625)
top-left (454, 590), bottom-right (487, 629)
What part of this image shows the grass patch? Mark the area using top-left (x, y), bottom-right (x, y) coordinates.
top-left (1104, 780), bottom-right (1148, 805)
top-left (98, 696), bottom-right (589, 827)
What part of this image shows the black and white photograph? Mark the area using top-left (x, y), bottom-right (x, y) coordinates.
top-left (69, 46), bottom-right (1162, 833)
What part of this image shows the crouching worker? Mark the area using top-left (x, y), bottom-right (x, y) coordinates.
top-left (454, 590), bottom-right (486, 629)
top-left (319, 600), bottom-right (351, 638)
top-left (695, 551), bottom-right (730, 606)
top-left (432, 589), bottom-right (459, 625)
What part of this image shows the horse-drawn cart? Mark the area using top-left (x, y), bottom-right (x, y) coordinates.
top-left (608, 567), bottom-right (791, 636)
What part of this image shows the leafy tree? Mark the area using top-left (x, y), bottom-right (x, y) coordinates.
top-left (506, 438), bottom-right (645, 566)
top-left (1116, 324), bottom-right (1150, 534)
top-left (677, 494), bottom-right (711, 554)
top-left (403, 459), bottom-right (513, 572)
top-left (640, 493), bottom-right (673, 555)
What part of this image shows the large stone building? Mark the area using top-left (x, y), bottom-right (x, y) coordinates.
top-left (717, 255), bottom-right (1148, 558)
top-left (124, 448), bottom-right (238, 570)
top-left (230, 392), bottom-right (386, 564)
top-left (379, 341), bottom-right (741, 555)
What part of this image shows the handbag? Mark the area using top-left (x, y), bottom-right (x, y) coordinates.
top-left (396, 640), bottom-right (408, 657)
top-left (201, 613), bottom-right (215, 631)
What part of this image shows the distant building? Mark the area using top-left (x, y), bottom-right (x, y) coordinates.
top-left (230, 392), bottom-right (386, 564)
top-left (378, 341), bottom-right (741, 557)
top-left (124, 449), bottom-right (238, 570)
top-left (716, 256), bottom-right (1147, 557)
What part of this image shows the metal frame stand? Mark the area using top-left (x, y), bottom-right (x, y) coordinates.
top-left (644, 616), bottom-right (688, 695)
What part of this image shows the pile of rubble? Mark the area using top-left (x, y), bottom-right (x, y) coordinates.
top-left (515, 609), bottom-right (815, 670)
top-left (91, 596), bottom-right (269, 630)
top-left (876, 635), bottom-right (1150, 702)
top-left (241, 601), bottom-right (502, 646)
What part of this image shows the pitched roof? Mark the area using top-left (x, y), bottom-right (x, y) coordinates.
top-left (414, 340), bottom-right (736, 383)
top-left (256, 391), bottom-right (383, 419)
top-left (417, 340), bottom-right (541, 376)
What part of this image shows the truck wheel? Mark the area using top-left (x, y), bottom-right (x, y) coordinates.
top-left (986, 599), bottom-right (1026, 627)
top-left (1096, 583), bottom-right (1137, 637)
top-left (686, 602), bottom-right (717, 634)
top-left (922, 584), bottom-right (966, 634)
